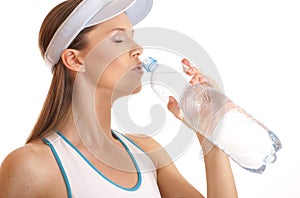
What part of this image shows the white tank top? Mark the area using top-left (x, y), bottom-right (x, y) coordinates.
top-left (43, 131), bottom-right (161, 198)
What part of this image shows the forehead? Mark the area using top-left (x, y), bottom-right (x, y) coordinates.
top-left (86, 13), bottom-right (133, 43)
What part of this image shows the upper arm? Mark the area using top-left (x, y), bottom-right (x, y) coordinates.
top-left (126, 134), bottom-right (204, 198)
top-left (157, 163), bottom-right (204, 198)
top-left (0, 146), bottom-right (48, 198)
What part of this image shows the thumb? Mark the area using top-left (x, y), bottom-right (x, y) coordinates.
top-left (167, 96), bottom-right (183, 120)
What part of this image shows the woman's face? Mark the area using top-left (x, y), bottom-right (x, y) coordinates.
top-left (80, 13), bottom-right (144, 99)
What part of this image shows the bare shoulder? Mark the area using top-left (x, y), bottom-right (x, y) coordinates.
top-left (124, 134), bottom-right (162, 152)
top-left (0, 139), bottom-right (61, 197)
top-left (2, 139), bottom-right (49, 162)
top-left (0, 139), bottom-right (50, 177)
top-left (124, 134), bottom-right (172, 169)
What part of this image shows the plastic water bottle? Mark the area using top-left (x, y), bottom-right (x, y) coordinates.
top-left (143, 57), bottom-right (282, 174)
top-left (142, 57), bottom-right (189, 103)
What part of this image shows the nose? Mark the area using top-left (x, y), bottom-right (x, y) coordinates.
top-left (130, 45), bottom-right (143, 58)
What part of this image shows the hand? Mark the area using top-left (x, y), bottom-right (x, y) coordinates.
top-left (183, 58), bottom-right (207, 85)
top-left (167, 95), bottom-right (183, 120)
top-left (183, 58), bottom-right (221, 91)
top-left (167, 58), bottom-right (216, 120)
top-left (167, 58), bottom-right (217, 154)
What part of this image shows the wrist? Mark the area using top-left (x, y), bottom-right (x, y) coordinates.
top-left (196, 132), bottom-right (215, 156)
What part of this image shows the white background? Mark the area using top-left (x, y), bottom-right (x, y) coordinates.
top-left (1, 0), bottom-right (299, 197)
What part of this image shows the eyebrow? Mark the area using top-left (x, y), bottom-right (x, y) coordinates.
top-left (110, 28), bottom-right (134, 33)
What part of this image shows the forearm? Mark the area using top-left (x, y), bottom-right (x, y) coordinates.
top-left (197, 133), bottom-right (238, 198)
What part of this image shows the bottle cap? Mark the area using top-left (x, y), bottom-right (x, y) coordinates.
top-left (142, 57), bottom-right (158, 72)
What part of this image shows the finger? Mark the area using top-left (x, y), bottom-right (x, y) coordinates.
top-left (189, 75), bottom-right (199, 85)
top-left (199, 76), bottom-right (207, 84)
top-left (185, 67), bottom-right (200, 76)
top-left (167, 96), bottom-right (178, 111)
top-left (182, 58), bottom-right (203, 76)
top-left (167, 96), bottom-right (183, 120)
top-left (182, 58), bottom-right (191, 67)
top-left (189, 74), bottom-right (208, 85)
top-left (182, 58), bottom-right (194, 75)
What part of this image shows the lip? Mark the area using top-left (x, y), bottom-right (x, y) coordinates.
top-left (131, 63), bottom-right (144, 75)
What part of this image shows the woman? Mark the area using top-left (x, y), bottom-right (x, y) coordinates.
top-left (0, 0), bottom-right (238, 197)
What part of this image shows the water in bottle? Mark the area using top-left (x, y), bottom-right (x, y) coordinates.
top-left (143, 56), bottom-right (282, 174)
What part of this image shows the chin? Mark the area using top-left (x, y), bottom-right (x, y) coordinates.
top-left (132, 85), bottom-right (142, 94)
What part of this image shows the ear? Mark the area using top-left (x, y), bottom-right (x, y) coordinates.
top-left (61, 49), bottom-right (85, 72)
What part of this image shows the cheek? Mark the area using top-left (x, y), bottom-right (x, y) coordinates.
top-left (98, 69), bottom-right (120, 89)
top-left (97, 60), bottom-right (129, 88)
top-left (83, 40), bottom-right (130, 86)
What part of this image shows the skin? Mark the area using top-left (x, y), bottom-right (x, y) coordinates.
top-left (0, 13), bottom-right (237, 198)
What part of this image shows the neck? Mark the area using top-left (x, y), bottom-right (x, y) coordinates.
top-left (95, 87), bottom-right (114, 137)
top-left (58, 78), bottom-right (138, 171)
top-left (60, 76), bottom-right (118, 145)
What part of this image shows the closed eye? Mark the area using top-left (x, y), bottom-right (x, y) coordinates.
top-left (112, 34), bottom-right (125, 43)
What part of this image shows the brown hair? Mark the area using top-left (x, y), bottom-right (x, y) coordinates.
top-left (26, 0), bottom-right (96, 143)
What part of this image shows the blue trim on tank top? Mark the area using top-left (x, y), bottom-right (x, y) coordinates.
top-left (113, 131), bottom-right (145, 153)
top-left (43, 138), bottom-right (72, 198)
top-left (56, 131), bottom-right (142, 191)
top-left (112, 130), bottom-right (158, 168)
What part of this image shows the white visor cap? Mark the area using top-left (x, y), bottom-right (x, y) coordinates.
top-left (44, 0), bottom-right (153, 70)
